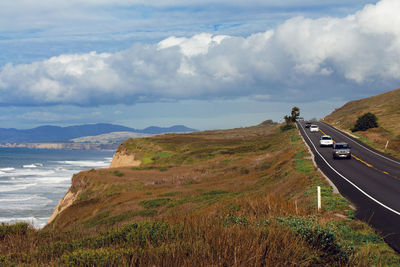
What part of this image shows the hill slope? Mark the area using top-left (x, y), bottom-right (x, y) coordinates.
top-left (324, 88), bottom-right (400, 157)
top-left (0, 124), bottom-right (392, 265)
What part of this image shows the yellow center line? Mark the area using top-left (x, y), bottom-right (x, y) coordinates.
top-left (317, 125), bottom-right (395, 178)
top-left (347, 154), bottom-right (398, 179)
top-left (319, 129), bottom-right (328, 136)
top-left (352, 155), bottom-right (373, 168)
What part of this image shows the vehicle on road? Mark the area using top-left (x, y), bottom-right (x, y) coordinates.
top-left (332, 142), bottom-right (351, 159)
top-left (319, 135), bottom-right (334, 147)
top-left (305, 122), bottom-right (311, 128)
top-left (310, 125), bottom-right (319, 132)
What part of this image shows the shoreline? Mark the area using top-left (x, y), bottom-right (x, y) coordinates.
top-left (0, 142), bottom-right (118, 150)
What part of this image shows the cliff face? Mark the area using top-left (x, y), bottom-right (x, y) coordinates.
top-left (47, 141), bottom-right (143, 227)
top-left (47, 191), bottom-right (78, 225)
top-left (47, 173), bottom-right (89, 225)
top-left (109, 151), bottom-right (141, 168)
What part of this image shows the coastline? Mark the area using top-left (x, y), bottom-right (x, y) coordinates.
top-left (0, 148), bottom-right (114, 228)
top-left (0, 142), bottom-right (117, 150)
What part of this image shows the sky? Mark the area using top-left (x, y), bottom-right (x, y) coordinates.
top-left (1, 0), bottom-right (399, 130)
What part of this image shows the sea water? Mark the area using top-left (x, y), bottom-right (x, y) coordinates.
top-left (0, 148), bottom-right (114, 228)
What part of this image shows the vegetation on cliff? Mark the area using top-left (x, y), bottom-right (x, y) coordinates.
top-left (0, 123), bottom-right (399, 265)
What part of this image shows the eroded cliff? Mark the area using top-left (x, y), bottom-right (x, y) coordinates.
top-left (109, 151), bottom-right (141, 168)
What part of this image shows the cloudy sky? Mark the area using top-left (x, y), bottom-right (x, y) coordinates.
top-left (1, 0), bottom-right (398, 130)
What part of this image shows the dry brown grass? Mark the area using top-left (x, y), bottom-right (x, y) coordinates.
top-left (0, 123), bottom-right (399, 265)
top-left (48, 124), bottom-right (320, 230)
top-left (324, 88), bottom-right (400, 157)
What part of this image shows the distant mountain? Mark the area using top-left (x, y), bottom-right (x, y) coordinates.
top-left (71, 132), bottom-right (152, 144)
top-left (0, 123), bottom-right (198, 143)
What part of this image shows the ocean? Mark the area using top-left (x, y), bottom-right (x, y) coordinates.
top-left (0, 148), bottom-right (114, 228)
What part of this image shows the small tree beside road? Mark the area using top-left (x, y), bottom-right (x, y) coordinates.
top-left (290, 106), bottom-right (300, 122)
top-left (281, 107), bottom-right (300, 131)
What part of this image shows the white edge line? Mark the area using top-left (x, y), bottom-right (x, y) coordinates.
top-left (296, 123), bottom-right (339, 194)
top-left (321, 122), bottom-right (400, 166)
top-left (299, 122), bottom-right (400, 216)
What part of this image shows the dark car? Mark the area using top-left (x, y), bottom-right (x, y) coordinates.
top-left (332, 142), bottom-right (351, 159)
top-left (305, 122), bottom-right (312, 128)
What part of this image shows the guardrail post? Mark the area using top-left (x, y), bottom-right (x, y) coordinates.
top-left (317, 186), bottom-right (321, 211)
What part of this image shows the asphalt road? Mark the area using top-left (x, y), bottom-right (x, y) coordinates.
top-left (297, 121), bottom-right (400, 252)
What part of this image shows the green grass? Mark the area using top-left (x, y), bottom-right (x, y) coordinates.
top-left (141, 157), bottom-right (154, 165)
top-left (139, 198), bottom-right (171, 208)
top-left (166, 190), bottom-right (237, 209)
top-left (295, 153), bottom-right (314, 174)
top-left (158, 191), bottom-right (182, 197)
top-left (83, 210), bottom-right (158, 228)
top-left (202, 190), bottom-right (228, 196)
top-left (353, 133), bottom-right (374, 146)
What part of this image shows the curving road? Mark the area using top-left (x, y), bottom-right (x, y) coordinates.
top-left (297, 121), bottom-right (400, 252)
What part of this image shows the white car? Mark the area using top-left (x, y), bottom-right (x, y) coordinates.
top-left (319, 135), bottom-right (333, 147)
top-left (310, 125), bottom-right (319, 132)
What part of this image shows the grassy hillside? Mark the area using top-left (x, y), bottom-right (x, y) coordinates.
top-left (324, 88), bottom-right (400, 158)
top-left (1, 122), bottom-right (399, 265)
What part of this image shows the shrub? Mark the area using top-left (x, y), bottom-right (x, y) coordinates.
top-left (40, 241), bottom-right (75, 258)
top-left (61, 248), bottom-right (140, 266)
top-left (240, 168), bottom-right (250, 174)
top-left (0, 222), bottom-right (29, 239)
top-left (276, 217), bottom-right (354, 264)
top-left (0, 255), bottom-right (8, 265)
top-left (113, 170), bottom-right (124, 177)
top-left (224, 215), bottom-right (248, 226)
top-left (158, 167), bottom-right (168, 172)
top-left (351, 112), bottom-right (378, 132)
top-left (280, 124), bottom-right (296, 132)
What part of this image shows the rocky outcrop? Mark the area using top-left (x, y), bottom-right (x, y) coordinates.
top-left (110, 151), bottom-right (141, 168)
top-left (47, 149), bottom-right (141, 226)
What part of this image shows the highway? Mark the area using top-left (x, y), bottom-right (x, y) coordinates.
top-left (297, 121), bottom-right (400, 252)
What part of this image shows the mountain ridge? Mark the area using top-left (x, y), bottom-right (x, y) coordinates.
top-left (0, 123), bottom-right (197, 143)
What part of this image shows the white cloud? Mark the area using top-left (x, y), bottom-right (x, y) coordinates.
top-left (158, 33), bottom-right (230, 57)
top-left (0, 0), bottom-right (398, 106)
top-left (17, 111), bottom-right (81, 122)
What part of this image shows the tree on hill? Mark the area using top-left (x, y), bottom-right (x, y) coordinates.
top-left (290, 106), bottom-right (300, 122)
top-left (281, 107), bottom-right (300, 131)
top-left (283, 107), bottom-right (300, 124)
top-left (351, 112), bottom-right (378, 132)
top-left (284, 115), bottom-right (292, 124)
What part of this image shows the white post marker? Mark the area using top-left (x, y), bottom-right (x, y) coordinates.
top-left (385, 140), bottom-right (389, 150)
top-left (317, 186), bottom-right (321, 211)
